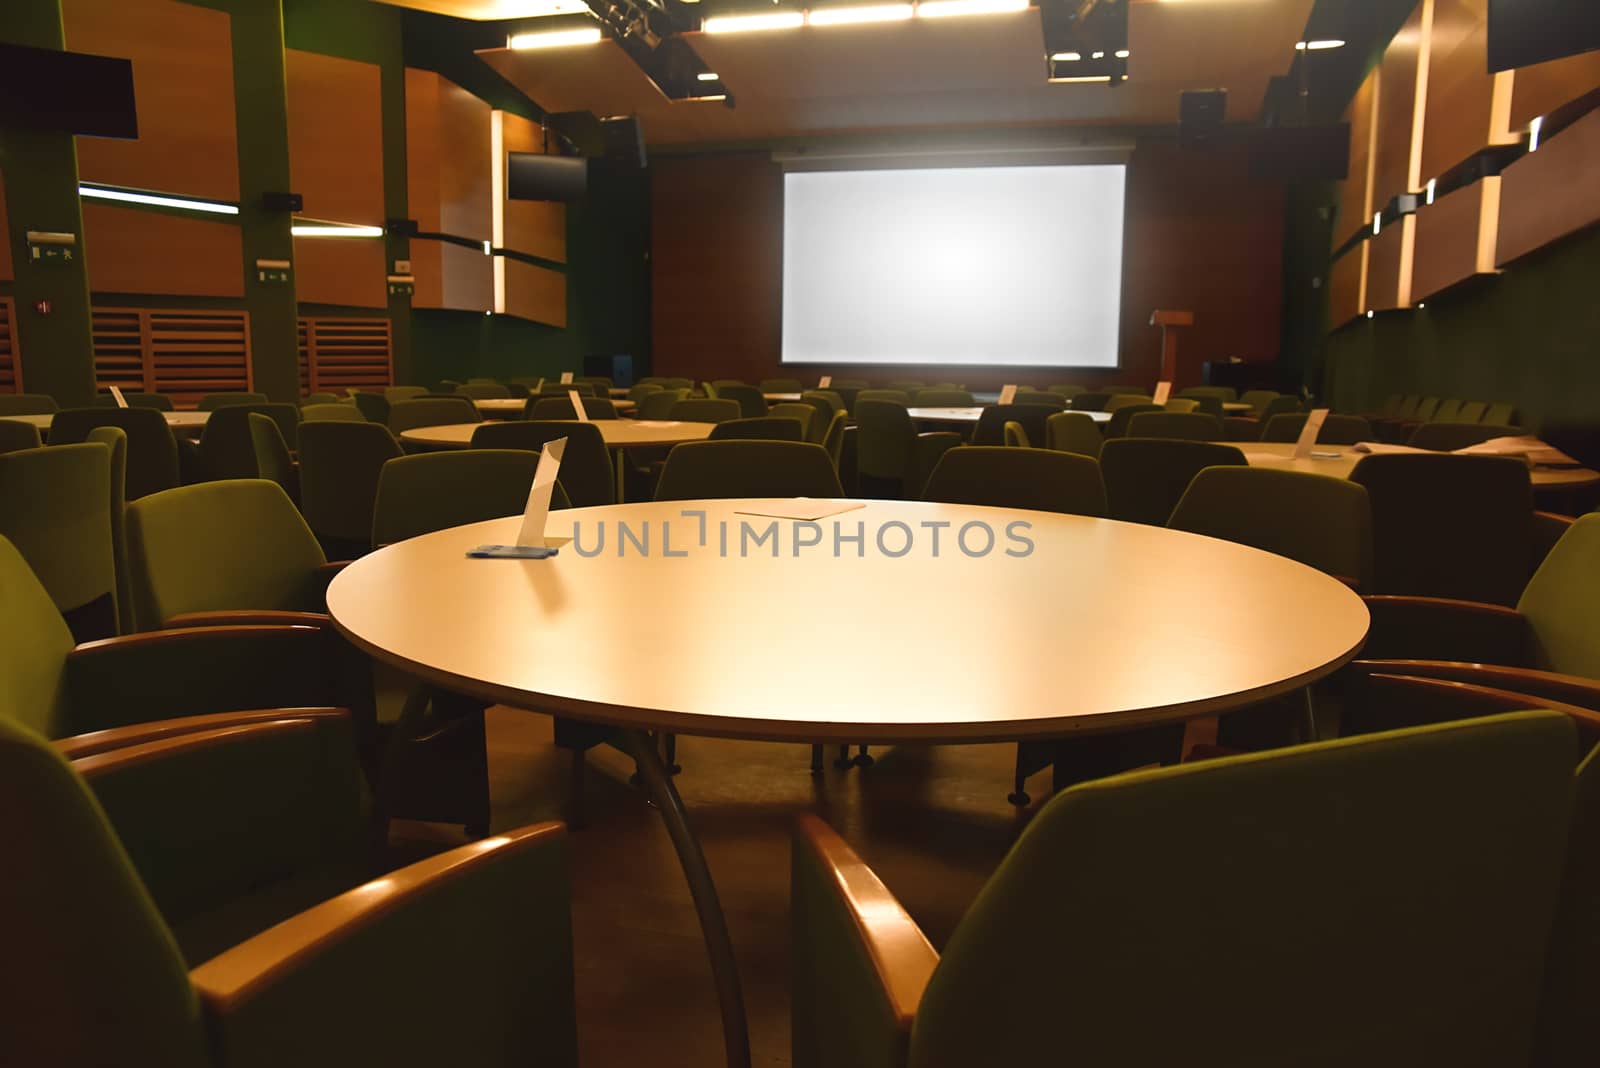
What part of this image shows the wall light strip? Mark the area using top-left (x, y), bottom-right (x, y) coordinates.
top-left (290, 223), bottom-right (384, 238)
top-left (1528, 115), bottom-right (1543, 152)
top-left (508, 26), bottom-right (603, 48)
top-left (915, 0), bottom-right (1027, 17)
top-left (1424, 177), bottom-right (1436, 205)
top-left (1296, 39), bottom-right (1346, 50)
top-left (703, 11), bottom-right (804, 31)
top-left (808, 3), bottom-right (913, 25)
top-left (697, 71), bottom-right (721, 80)
top-left (1051, 51), bottom-right (1081, 61)
top-left (79, 184), bottom-right (240, 216)
top-left (1372, 211), bottom-right (1382, 235)
top-left (1048, 75), bottom-right (1112, 83)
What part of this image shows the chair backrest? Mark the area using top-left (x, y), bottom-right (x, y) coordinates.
top-left (302, 391), bottom-right (339, 406)
top-left (539, 382), bottom-right (597, 398)
top-left (435, 380), bottom-right (462, 394)
top-left (247, 413), bottom-right (297, 497)
top-left (528, 395), bottom-right (618, 421)
top-left (1160, 397), bottom-right (1199, 414)
top-left (388, 396), bottom-right (480, 435)
top-left (853, 399), bottom-right (915, 482)
top-left (1258, 395), bottom-right (1301, 422)
top-left (716, 384), bottom-right (769, 419)
top-left (1002, 421), bottom-right (1029, 448)
top-left (1179, 385), bottom-right (1237, 403)
top-left (655, 440), bottom-right (843, 501)
top-left (1239, 389), bottom-right (1280, 414)
top-left (575, 376), bottom-right (613, 393)
top-left (197, 392), bottom-right (269, 411)
top-left (1100, 438), bottom-right (1248, 526)
top-left (87, 425), bottom-right (131, 635)
top-left (383, 385), bottom-right (430, 403)
top-left (1433, 398), bottom-right (1464, 423)
top-left (1102, 403), bottom-right (1162, 438)
top-left (820, 409), bottom-right (848, 469)
top-left (1044, 411), bottom-right (1103, 458)
top-left (628, 382), bottom-right (664, 403)
top-left (913, 389), bottom-right (974, 407)
top-left (0, 443), bottom-right (116, 632)
top-left (910, 712), bottom-right (1578, 1068)
top-left (768, 403), bottom-right (816, 439)
top-left (709, 416), bottom-right (806, 442)
top-left (0, 419), bottom-right (43, 454)
top-left (831, 378), bottom-right (871, 390)
top-left (297, 421), bottom-right (403, 550)
top-left (1378, 393), bottom-right (1405, 417)
top-left (456, 382), bottom-right (511, 399)
top-left (1070, 391), bottom-right (1111, 411)
top-left (1261, 412), bottom-right (1374, 445)
top-left (196, 403), bottom-right (300, 480)
top-left (126, 480), bottom-right (327, 626)
top-left (373, 450), bottom-right (559, 547)
top-left (1457, 400), bottom-right (1488, 423)
top-left (885, 380), bottom-right (925, 393)
top-left (971, 404), bottom-right (1054, 448)
top-left (857, 389), bottom-right (912, 407)
top-left (1126, 411), bottom-right (1226, 441)
top-left (95, 392), bottom-right (175, 411)
top-left (1012, 390), bottom-right (1067, 409)
top-left (469, 420), bottom-right (614, 508)
top-left (1414, 396), bottom-right (1441, 421)
top-left (639, 388), bottom-right (690, 419)
top-left (0, 393), bottom-right (59, 416)
top-left (1048, 383), bottom-right (1086, 398)
top-left (1408, 422), bottom-right (1521, 451)
top-left (1104, 394), bottom-right (1155, 413)
top-left (1185, 394), bottom-right (1225, 419)
top-left (1350, 453), bottom-right (1533, 606)
top-left (923, 447), bottom-right (1107, 517)
top-left (299, 402), bottom-right (365, 423)
top-left (47, 408), bottom-right (179, 501)
top-left (1539, 736), bottom-right (1600, 1068)
top-left (1169, 466), bottom-right (1374, 588)
top-left (1516, 513), bottom-right (1600, 678)
top-left (1483, 401), bottom-right (1518, 426)
top-left (670, 398), bottom-right (742, 424)
top-left (352, 391), bottom-right (390, 423)
top-left (0, 536), bottom-right (77, 737)
top-left (797, 391), bottom-right (843, 430)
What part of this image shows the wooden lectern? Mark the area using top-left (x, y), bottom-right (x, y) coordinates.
top-left (1149, 309), bottom-right (1193, 383)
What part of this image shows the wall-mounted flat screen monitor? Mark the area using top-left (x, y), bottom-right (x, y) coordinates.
top-left (507, 152), bottom-right (588, 203)
top-left (0, 42), bottom-right (137, 139)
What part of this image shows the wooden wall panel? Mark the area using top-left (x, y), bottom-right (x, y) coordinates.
top-left (0, 174), bottom-right (12, 281)
top-left (1338, 68), bottom-right (1380, 246)
top-left (63, 0), bottom-right (239, 201)
top-left (287, 50), bottom-right (386, 308)
top-left (405, 68), bottom-right (494, 312)
top-left (502, 258), bottom-right (566, 327)
top-left (500, 112), bottom-right (567, 264)
top-left (1327, 248), bottom-right (1366, 328)
top-left (0, 299), bottom-right (20, 393)
top-left (1497, 107), bottom-right (1600, 267)
top-left (1421, 0), bottom-right (1507, 180)
top-left (1509, 51), bottom-right (1600, 129)
top-left (1412, 179), bottom-right (1497, 299)
top-left (1371, 1), bottom-right (1427, 208)
top-left (1365, 221), bottom-right (1406, 312)
top-left (81, 204), bottom-right (243, 298)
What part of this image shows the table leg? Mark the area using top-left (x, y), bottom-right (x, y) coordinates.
top-left (1300, 686), bottom-right (1320, 743)
top-left (617, 729), bottom-right (751, 1068)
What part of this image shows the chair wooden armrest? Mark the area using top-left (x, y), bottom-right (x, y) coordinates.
top-left (1360, 595), bottom-right (1532, 664)
top-left (164, 609), bottom-right (333, 629)
top-left (191, 822), bottom-right (576, 1066)
top-left (55, 707), bottom-right (347, 761)
top-left (792, 814), bottom-right (938, 1068)
top-left (1350, 661), bottom-right (1600, 734)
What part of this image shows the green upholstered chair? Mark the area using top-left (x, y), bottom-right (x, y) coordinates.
top-left (858, 389), bottom-right (912, 407)
top-left (830, 385), bottom-right (865, 413)
top-left (195, 404), bottom-right (301, 481)
top-left (1408, 422), bottom-right (1521, 451)
top-left (639, 388), bottom-right (690, 419)
top-left (885, 380), bottom-right (924, 393)
top-left (48, 407), bottom-right (180, 501)
top-left (1103, 383), bottom-right (1146, 395)
top-left (1161, 397), bottom-right (1200, 413)
top-left (0, 392), bottom-right (59, 415)
top-left (372, 450), bottom-right (568, 548)
top-left (383, 385), bottom-right (429, 403)
top-left (1102, 402), bottom-right (1162, 438)
top-left (831, 378), bottom-right (871, 389)
top-left (1433, 398), bottom-right (1465, 423)
top-left (1457, 400), bottom-right (1488, 423)
top-left (971, 404), bottom-right (1053, 448)
top-left (247, 413), bottom-right (299, 503)
top-left (456, 382), bottom-right (511, 399)
top-left (300, 402), bottom-right (365, 423)
top-left (821, 409), bottom-right (848, 470)
top-left (576, 375), bottom-right (613, 394)
top-left (913, 388), bottom-right (974, 407)
top-left (95, 391), bottom-right (175, 411)
top-left (854, 399), bottom-right (961, 499)
top-left (1239, 389), bottom-right (1280, 415)
top-left (0, 713), bottom-right (577, 1068)
top-left (470, 420), bottom-right (614, 509)
top-left (1350, 453), bottom-right (1534, 606)
top-left (716, 384), bottom-right (769, 419)
top-left (798, 391), bottom-right (844, 436)
top-left (709, 416), bottom-right (806, 442)
top-left (1103, 393), bottom-right (1154, 413)
top-left (1048, 383), bottom-right (1086, 398)
top-left (528, 395), bottom-right (618, 421)
top-left (87, 426), bottom-right (132, 635)
top-left (1413, 396), bottom-right (1441, 422)
top-left (297, 421), bottom-right (403, 558)
top-left (435, 380), bottom-right (463, 394)
top-left (302, 391), bottom-right (339, 405)
top-left (1179, 385), bottom-right (1237, 403)
top-left (1483, 401), bottom-right (1518, 426)
top-left (1100, 438), bottom-right (1247, 526)
top-left (627, 382), bottom-right (664, 403)
top-left (1043, 411), bottom-right (1103, 458)
top-left (1012, 389), bottom-right (1067, 409)
top-left (792, 710), bottom-right (1578, 1068)
top-left (197, 392), bottom-right (269, 411)
top-left (1261, 412), bottom-right (1374, 444)
top-left (1126, 411), bottom-right (1226, 441)
top-left (654, 440), bottom-right (842, 501)
top-left (1539, 719), bottom-right (1600, 1068)
top-left (670, 397), bottom-right (742, 424)
top-left (769, 402), bottom-right (817, 439)
top-left (538, 382), bottom-right (597, 397)
top-left (761, 378), bottom-right (804, 393)
top-left (1225, 395), bottom-right (1301, 441)
top-left (352, 391), bottom-right (390, 424)
top-left (711, 378), bottom-right (747, 389)
top-left (1002, 421), bottom-right (1029, 448)
top-left (922, 447), bottom-right (1106, 517)
top-left (1169, 466), bottom-right (1373, 589)
top-left (0, 419), bottom-right (42, 454)
top-left (1185, 394), bottom-right (1226, 419)
top-left (1069, 391), bottom-right (1111, 411)
top-left (387, 397), bottom-right (479, 436)
top-left (0, 441), bottom-right (118, 641)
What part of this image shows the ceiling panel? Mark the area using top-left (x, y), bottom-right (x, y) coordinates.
top-left (378, 0), bottom-right (568, 19)
top-left (478, 0), bottom-right (1316, 145)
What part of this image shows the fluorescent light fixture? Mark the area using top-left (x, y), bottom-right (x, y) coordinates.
top-left (1372, 210), bottom-right (1382, 235)
top-left (808, 3), bottom-right (913, 25)
top-left (513, 0), bottom-right (592, 15)
top-left (1425, 177), bottom-right (1436, 205)
top-left (78, 184), bottom-right (239, 216)
top-left (1051, 51), bottom-right (1081, 61)
top-left (697, 71), bottom-right (720, 80)
top-left (1048, 75), bottom-right (1112, 83)
top-left (508, 26), bottom-right (602, 48)
top-left (291, 222), bottom-right (384, 238)
top-left (1295, 39), bottom-right (1345, 50)
top-left (1366, 310), bottom-right (1374, 319)
top-left (1417, 302), bottom-right (1426, 308)
top-left (1091, 50), bottom-right (1105, 58)
top-left (1114, 48), bottom-right (1129, 58)
top-left (703, 11), bottom-right (804, 31)
top-left (915, 0), bottom-right (1027, 18)
top-left (689, 93), bottom-right (729, 101)
top-left (1529, 115), bottom-right (1543, 152)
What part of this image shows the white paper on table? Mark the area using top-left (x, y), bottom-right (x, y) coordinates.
top-left (734, 500), bottom-right (866, 522)
top-left (637, 421), bottom-right (680, 428)
top-left (569, 390), bottom-right (589, 422)
top-left (1456, 436), bottom-right (1579, 466)
top-left (1294, 408), bottom-right (1329, 459)
top-left (110, 386), bottom-right (128, 408)
top-left (559, 371), bottom-right (573, 384)
top-left (997, 384), bottom-right (1017, 405)
top-left (515, 437), bottom-right (566, 548)
top-left (1352, 441), bottom-right (1431, 455)
top-left (1151, 381), bottom-right (1172, 407)
top-left (818, 375), bottom-right (832, 388)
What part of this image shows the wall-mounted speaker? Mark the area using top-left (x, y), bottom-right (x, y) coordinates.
top-left (1179, 89), bottom-right (1227, 150)
top-left (600, 116), bottom-right (646, 168)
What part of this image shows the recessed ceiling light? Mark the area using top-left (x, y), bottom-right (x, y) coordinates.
top-left (1051, 51), bottom-right (1081, 61)
top-left (697, 71), bottom-right (720, 81)
top-left (916, 0), bottom-right (1027, 19)
top-left (1090, 50), bottom-right (1104, 58)
top-left (703, 10), bottom-right (805, 31)
top-left (508, 26), bottom-right (603, 48)
top-left (1114, 48), bottom-right (1129, 58)
top-left (1048, 75), bottom-right (1112, 83)
top-left (808, 3), bottom-right (913, 25)
top-left (1295, 39), bottom-right (1345, 50)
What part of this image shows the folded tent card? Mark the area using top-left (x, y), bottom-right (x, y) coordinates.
top-left (997, 384), bottom-right (1017, 405)
top-left (818, 375), bottom-right (832, 389)
top-left (569, 390), bottom-right (589, 422)
top-left (1294, 408), bottom-right (1329, 459)
top-left (1151, 381), bottom-right (1172, 407)
top-left (468, 436), bottom-right (566, 559)
top-left (559, 371), bottom-right (573, 384)
top-left (110, 385), bottom-right (128, 408)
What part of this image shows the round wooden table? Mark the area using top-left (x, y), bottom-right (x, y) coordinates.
top-left (2, 410), bottom-right (210, 435)
top-left (1224, 401), bottom-right (1253, 413)
top-left (399, 419), bottom-right (716, 449)
top-left (327, 498), bottom-right (1368, 1068)
top-left (908, 406), bottom-right (1111, 424)
top-left (762, 392), bottom-right (803, 403)
top-left (1238, 441), bottom-right (1600, 489)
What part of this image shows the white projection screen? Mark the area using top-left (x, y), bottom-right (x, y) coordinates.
top-left (781, 164), bottom-right (1127, 367)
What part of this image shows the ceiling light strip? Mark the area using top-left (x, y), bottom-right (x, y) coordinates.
top-left (78, 184), bottom-right (240, 216)
top-left (508, 27), bottom-right (603, 48)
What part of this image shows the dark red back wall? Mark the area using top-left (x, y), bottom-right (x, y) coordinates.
top-left (651, 142), bottom-right (1285, 391)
